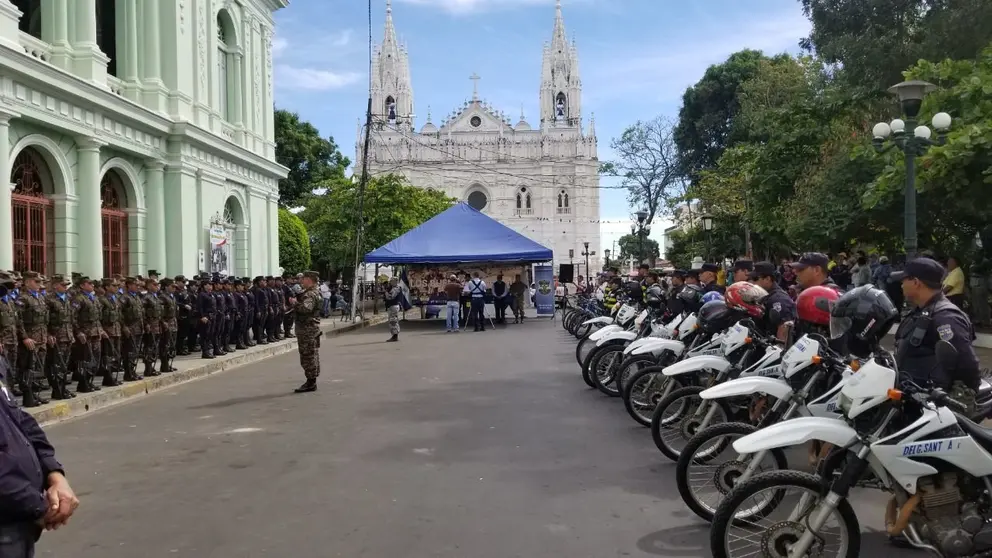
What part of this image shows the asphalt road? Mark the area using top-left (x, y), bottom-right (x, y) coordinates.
top-left (37, 316), bottom-right (927, 557)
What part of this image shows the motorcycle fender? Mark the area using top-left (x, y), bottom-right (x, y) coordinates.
top-left (662, 355), bottom-right (731, 377)
top-left (589, 325), bottom-right (621, 342)
top-left (701, 377), bottom-right (794, 402)
top-left (631, 339), bottom-right (684, 357)
top-left (732, 417), bottom-right (858, 454)
top-left (623, 338), bottom-right (652, 355)
top-left (596, 330), bottom-right (637, 347)
top-left (583, 316), bottom-right (614, 327)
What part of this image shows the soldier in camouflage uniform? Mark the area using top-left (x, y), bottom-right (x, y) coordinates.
top-left (293, 271), bottom-right (323, 393)
top-left (71, 276), bottom-right (106, 394)
top-left (142, 277), bottom-right (164, 376)
top-left (119, 277), bottom-right (146, 381)
top-left (159, 278), bottom-right (178, 372)
top-left (0, 273), bottom-right (31, 404)
top-left (14, 271), bottom-right (48, 406)
top-left (45, 275), bottom-right (76, 400)
top-left (385, 277), bottom-right (403, 342)
top-left (97, 278), bottom-right (122, 386)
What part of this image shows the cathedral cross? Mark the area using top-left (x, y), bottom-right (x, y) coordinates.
top-left (470, 72), bottom-right (481, 101)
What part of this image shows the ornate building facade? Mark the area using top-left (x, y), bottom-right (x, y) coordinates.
top-left (0, 0), bottom-right (287, 278)
top-left (357, 0), bottom-right (601, 272)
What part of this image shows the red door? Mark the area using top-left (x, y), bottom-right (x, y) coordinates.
top-left (100, 170), bottom-right (129, 278)
top-left (11, 148), bottom-right (53, 274)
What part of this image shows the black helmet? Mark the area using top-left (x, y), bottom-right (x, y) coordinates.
top-left (677, 284), bottom-right (705, 313)
top-left (645, 283), bottom-right (664, 309)
top-left (829, 285), bottom-right (899, 357)
top-left (698, 300), bottom-right (743, 334)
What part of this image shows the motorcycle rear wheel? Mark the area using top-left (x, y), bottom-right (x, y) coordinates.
top-left (651, 386), bottom-right (731, 462)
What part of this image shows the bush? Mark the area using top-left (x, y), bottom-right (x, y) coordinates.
top-left (278, 207), bottom-right (311, 274)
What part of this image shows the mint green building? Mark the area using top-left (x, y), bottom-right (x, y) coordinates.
top-left (0, 0), bottom-right (288, 279)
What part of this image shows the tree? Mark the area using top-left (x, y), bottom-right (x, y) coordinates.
top-left (600, 116), bottom-right (685, 224)
top-left (302, 174), bottom-right (455, 272)
top-left (616, 233), bottom-right (660, 264)
top-left (274, 110), bottom-right (350, 207)
top-left (278, 207), bottom-right (311, 274)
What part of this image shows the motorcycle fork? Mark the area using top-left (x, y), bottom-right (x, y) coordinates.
top-left (694, 370), bottom-right (730, 431)
top-left (736, 400), bottom-right (801, 484)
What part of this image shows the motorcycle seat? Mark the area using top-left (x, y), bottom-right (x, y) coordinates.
top-left (954, 414), bottom-right (992, 455)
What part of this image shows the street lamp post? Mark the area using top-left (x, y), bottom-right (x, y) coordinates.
top-left (604, 249), bottom-right (611, 271)
top-left (872, 80), bottom-right (952, 259)
top-left (633, 209), bottom-right (650, 266)
top-left (702, 214), bottom-right (714, 262)
top-left (582, 241), bottom-right (591, 289)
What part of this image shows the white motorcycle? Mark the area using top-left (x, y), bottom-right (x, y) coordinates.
top-left (574, 298), bottom-right (640, 370)
top-left (710, 341), bottom-right (992, 558)
top-left (650, 321), bottom-right (785, 461)
top-left (588, 311), bottom-right (690, 397)
top-left (675, 334), bottom-right (854, 522)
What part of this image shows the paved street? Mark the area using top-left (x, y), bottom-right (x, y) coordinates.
top-left (38, 316), bottom-right (922, 557)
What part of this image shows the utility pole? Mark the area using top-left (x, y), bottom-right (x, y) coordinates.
top-left (351, 4), bottom-right (375, 322)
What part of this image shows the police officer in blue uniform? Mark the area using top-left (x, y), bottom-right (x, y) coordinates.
top-left (749, 261), bottom-right (797, 342)
top-left (0, 356), bottom-right (79, 557)
top-left (699, 263), bottom-right (725, 294)
top-left (892, 258), bottom-right (981, 395)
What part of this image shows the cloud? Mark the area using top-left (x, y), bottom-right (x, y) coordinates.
top-left (272, 36), bottom-right (288, 58)
top-left (275, 66), bottom-right (362, 91)
top-left (396, 0), bottom-right (587, 15)
top-left (332, 29), bottom-right (353, 47)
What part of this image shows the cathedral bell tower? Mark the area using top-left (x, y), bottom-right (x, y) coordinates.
top-left (371, 0), bottom-right (414, 130)
top-left (540, 0), bottom-right (581, 129)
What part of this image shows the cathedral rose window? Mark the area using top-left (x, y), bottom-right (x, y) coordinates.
top-left (470, 116), bottom-right (482, 127)
top-left (467, 191), bottom-right (488, 211)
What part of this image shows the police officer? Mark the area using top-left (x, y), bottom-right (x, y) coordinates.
top-left (252, 277), bottom-right (270, 345)
top-left (242, 277), bottom-right (255, 347)
top-left (211, 276), bottom-right (228, 355)
top-left (699, 263), bottom-right (724, 294)
top-left (0, 357), bottom-right (79, 556)
top-left (892, 258), bottom-right (981, 401)
top-left (749, 261), bottom-right (797, 342)
top-left (790, 252), bottom-right (842, 292)
top-left (197, 279), bottom-right (217, 359)
top-left (174, 276), bottom-right (192, 356)
top-left (731, 260), bottom-right (753, 284)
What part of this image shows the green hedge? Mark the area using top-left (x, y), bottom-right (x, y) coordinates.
top-left (278, 207), bottom-right (311, 274)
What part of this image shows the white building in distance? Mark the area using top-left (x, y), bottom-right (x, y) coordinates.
top-left (0, 0), bottom-right (288, 279)
top-left (356, 0), bottom-right (601, 276)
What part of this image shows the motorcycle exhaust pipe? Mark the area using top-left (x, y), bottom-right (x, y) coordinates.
top-left (903, 523), bottom-right (943, 557)
top-left (885, 493), bottom-right (920, 536)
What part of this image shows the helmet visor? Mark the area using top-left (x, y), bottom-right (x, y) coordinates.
top-left (829, 316), bottom-right (851, 340)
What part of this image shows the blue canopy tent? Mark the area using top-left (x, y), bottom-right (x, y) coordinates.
top-left (364, 202), bottom-right (553, 264)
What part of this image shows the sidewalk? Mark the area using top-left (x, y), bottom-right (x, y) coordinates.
top-left (27, 314), bottom-right (388, 426)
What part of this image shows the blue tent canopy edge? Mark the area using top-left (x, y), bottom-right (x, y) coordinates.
top-left (364, 202), bottom-right (553, 264)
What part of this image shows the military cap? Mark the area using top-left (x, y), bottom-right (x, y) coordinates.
top-left (264, 275), bottom-right (273, 281)
top-left (101, 278), bottom-right (115, 287)
top-left (175, 275), bottom-right (187, 282)
top-left (0, 273), bottom-right (14, 286)
top-left (160, 277), bottom-right (174, 287)
top-left (700, 263), bottom-right (719, 273)
top-left (49, 274), bottom-right (67, 285)
top-left (124, 276), bottom-right (139, 285)
top-left (303, 270), bottom-right (320, 281)
top-left (232, 278), bottom-right (243, 286)
top-left (891, 258), bottom-right (946, 287)
top-left (78, 276), bottom-right (93, 285)
top-left (148, 269), bottom-right (159, 277)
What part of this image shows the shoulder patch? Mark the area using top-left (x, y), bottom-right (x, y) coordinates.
top-left (772, 302), bottom-right (782, 312)
top-left (937, 323), bottom-right (954, 341)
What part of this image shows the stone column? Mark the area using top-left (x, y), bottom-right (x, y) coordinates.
top-left (117, 0), bottom-right (141, 100)
top-left (71, 0), bottom-right (109, 84)
top-left (232, 51), bottom-right (245, 141)
top-left (144, 160), bottom-right (166, 274)
top-left (42, 0), bottom-right (71, 68)
top-left (0, 109), bottom-right (17, 271)
top-left (267, 194), bottom-right (278, 273)
top-left (75, 137), bottom-right (104, 277)
top-left (141, 0), bottom-right (165, 112)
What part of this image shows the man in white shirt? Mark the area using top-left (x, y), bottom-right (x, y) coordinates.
top-left (463, 272), bottom-right (488, 332)
top-left (319, 281), bottom-right (332, 317)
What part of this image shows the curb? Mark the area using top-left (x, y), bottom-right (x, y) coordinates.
top-left (29, 315), bottom-right (388, 426)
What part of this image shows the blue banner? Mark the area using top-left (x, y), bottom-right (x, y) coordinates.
top-left (534, 264), bottom-right (554, 315)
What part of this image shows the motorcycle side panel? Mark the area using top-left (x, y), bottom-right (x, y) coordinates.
top-left (596, 330), bottom-right (637, 347)
top-left (630, 339), bottom-right (685, 357)
top-left (732, 416), bottom-right (858, 454)
top-left (589, 325), bottom-right (621, 342)
top-left (623, 338), bottom-right (652, 355)
top-left (662, 355), bottom-right (731, 377)
top-left (700, 377), bottom-right (793, 401)
top-left (583, 316), bottom-right (614, 327)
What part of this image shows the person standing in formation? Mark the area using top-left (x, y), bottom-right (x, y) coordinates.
top-left (492, 274), bottom-right (508, 324)
top-left (97, 278), bottom-right (122, 387)
top-left (45, 275), bottom-right (75, 400)
top-left (15, 272), bottom-right (48, 406)
top-left (119, 277), bottom-right (145, 381)
top-left (158, 278), bottom-right (179, 372)
top-left (141, 277), bottom-right (164, 377)
top-left (509, 274), bottom-right (527, 324)
top-left (385, 277), bottom-right (403, 342)
top-left (293, 271), bottom-right (323, 393)
top-left (71, 276), bottom-right (105, 393)
top-left (197, 279), bottom-right (216, 359)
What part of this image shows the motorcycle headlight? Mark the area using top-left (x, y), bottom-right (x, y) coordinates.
top-left (838, 393), bottom-right (853, 414)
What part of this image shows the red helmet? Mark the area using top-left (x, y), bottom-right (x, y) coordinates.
top-left (725, 282), bottom-right (768, 318)
top-left (796, 285), bottom-right (840, 326)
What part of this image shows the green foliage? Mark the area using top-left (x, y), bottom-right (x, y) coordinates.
top-left (663, 222), bottom-right (747, 270)
top-left (616, 233), bottom-right (660, 264)
top-left (277, 207), bottom-right (311, 274)
top-left (301, 174), bottom-right (455, 271)
top-left (274, 110), bottom-right (350, 207)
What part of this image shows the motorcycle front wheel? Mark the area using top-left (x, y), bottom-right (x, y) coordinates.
top-left (621, 366), bottom-right (681, 426)
top-left (651, 386), bottom-right (731, 462)
top-left (590, 345), bottom-right (626, 397)
top-left (675, 422), bottom-right (788, 523)
top-left (710, 470), bottom-right (859, 558)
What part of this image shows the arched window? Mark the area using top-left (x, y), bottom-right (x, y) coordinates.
top-left (556, 189), bottom-right (570, 214)
top-left (555, 92), bottom-right (567, 120)
top-left (385, 95), bottom-right (396, 123)
top-left (515, 187), bottom-right (532, 215)
top-left (100, 170), bottom-right (129, 277)
top-left (11, 147), bottom-right (54, 274)
top-left (13, 0), bottom-right (41, 39)
top-left (217, 11), bottom-right (237, 122)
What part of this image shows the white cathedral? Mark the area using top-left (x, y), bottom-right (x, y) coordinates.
top-left (356, 0), bottom-right (602, 275)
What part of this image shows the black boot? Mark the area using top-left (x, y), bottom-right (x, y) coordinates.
top-left (101, 371), bottom-right (120, 387)
top-left (201, 350), bottom-right (215, 359)
top-left (294, 379), bottom-right (317, 393)
top-left (236, 342), bottom-right (247, 350)
top-left (144, 363), bottom-right (161, 377)
top-left (20, 380), bottom-right (42, 407)
top-left (387, 334), bottom-right (398, 342)
top-left (77, 378), bottom-right (96, 394)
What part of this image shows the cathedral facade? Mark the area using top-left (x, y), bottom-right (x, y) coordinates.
top-left (356, 0), bottom-right (601, 275)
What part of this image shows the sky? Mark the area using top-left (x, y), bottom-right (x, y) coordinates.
top-left (272, 0), bottom-right (812, 258)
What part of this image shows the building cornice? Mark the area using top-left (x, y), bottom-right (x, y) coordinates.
top-left (0, 43), bottom-right (287, 179)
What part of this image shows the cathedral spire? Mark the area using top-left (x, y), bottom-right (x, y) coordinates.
top-left (552, 0), bottom-right (567, 50)
top-left (372, 0), bottom-right (414, 129)
top-left (540, 0), bottom-right (581, 128)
